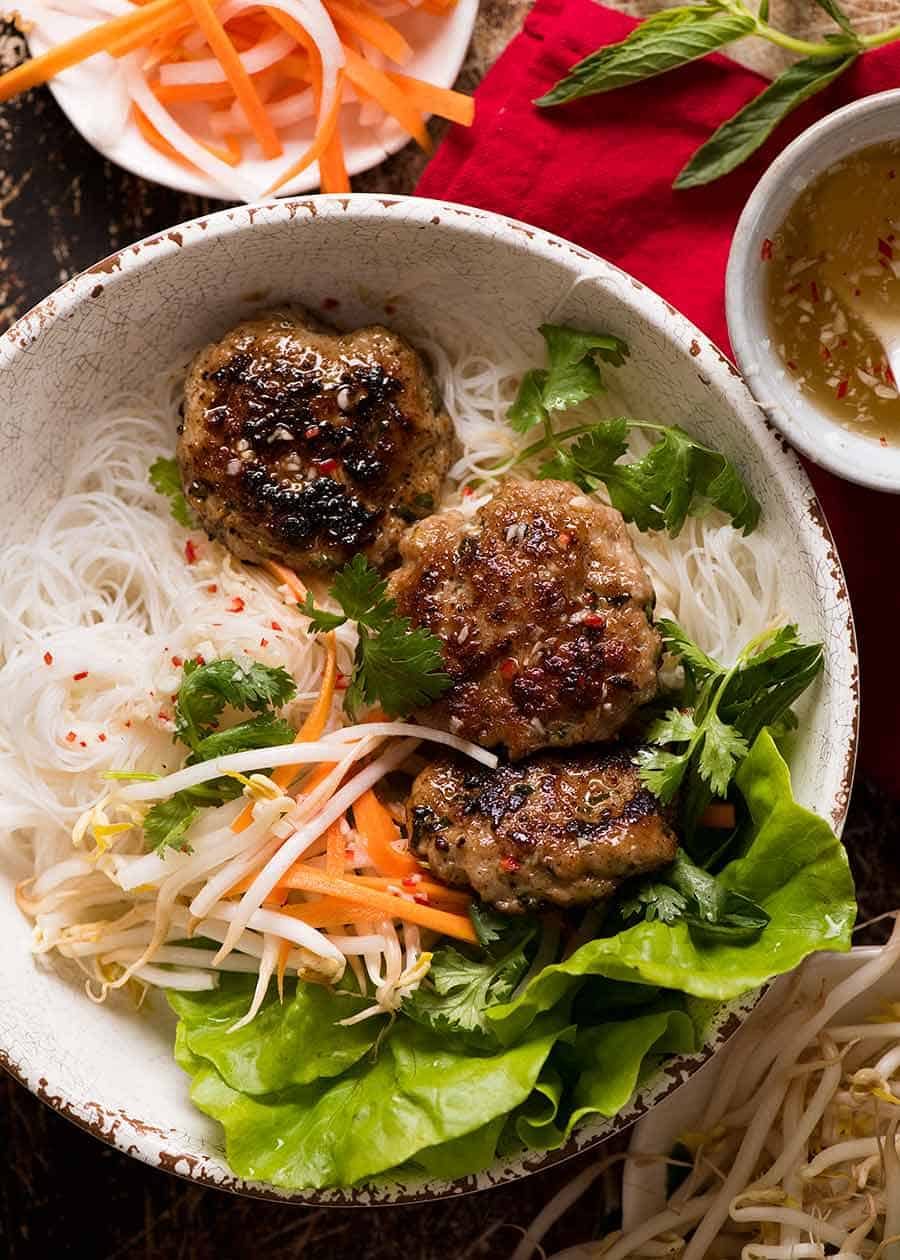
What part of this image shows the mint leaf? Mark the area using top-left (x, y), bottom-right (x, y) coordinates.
top-left (674, 55), bottom-right (857, 189)
top-left (537, 6), bottom-right (757, 106)
top-left (148, 456), bottom-right (195, 529)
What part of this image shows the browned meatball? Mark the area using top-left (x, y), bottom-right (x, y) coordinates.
top-left (408, 747), bottom-right (678, 914)
top-left (178, 308), bottom-right (457, 573)
top-left (388, 479), bottom-right (661, 758)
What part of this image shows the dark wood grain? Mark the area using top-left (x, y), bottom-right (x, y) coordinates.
top-left (1, 6), bottom-right (898, 1256)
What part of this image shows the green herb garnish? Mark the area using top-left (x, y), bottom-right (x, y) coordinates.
top-left (536, 1), bottom-right (884, 188)
top-left (509, 325), bottom-right (760, 535)
top-left (620, 850), bottom-right (770, 945)
top-left (149, 456), bottom-right (195, 528)
top-left (637, 621), bottom-right (823, 838)
top-left (301, 555), bottom-right (452, 718)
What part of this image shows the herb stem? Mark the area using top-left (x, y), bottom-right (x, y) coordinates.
top-left (753, 18), bottom-right (852, 58)
top-left (859, 21), bottom-right (900, 49)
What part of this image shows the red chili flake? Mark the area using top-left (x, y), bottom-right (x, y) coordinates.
top-left (226, 596), bottom-right (245, 613)
top-left (500, 855), bottom-right (521, 873)
top-left (304, 426), bottom-right (321, 440)
top-left (271, 620), bottom-right (283, 632)
top-left (315, 457), bottom-right (338, 474)
top-left (760, 238), bottom-right (774, 262)
top-left (72, 671), bottom-right (88, 681)
top-left (322, 297), bottom-right (340, 310)
top-left (402, 875), bottom-right (421, 888)
top-left (206, 583), bottom-right (218, 594)
top-left (820, 346), bottom-right (832, 361)
top-left (786, 361), bottom-right (797, 372)
top-left (98, 733), bottom-right (107, 742)
top-left (184, 539), bottom-right (198, 564)
top-left (836, 379), bottom-right (849, 400)
top-left (260, 637), bottom-right (269, 648)
top-left (583, 613), bottom-right (606, 630)
top-left (499, 657), bottom-right (518, 680)
top-left (557, 531), bottom-right (572, 548)
top-left (43, 651), bottom-right (53, 666)
top-left (158, 710), bottom-right (170, 721)
top-left (171, 655), bottom-right (183, 667)
top-left (879, 238), bottom-right (894, 259)
top-left (194, 653), bottom-right (206, 666)
top-left (335, 671), bottom-right (349, 691)
top-left (124, 720), bottom-right (132, 729)
top-left (79, 741), bottom-right (87, 748)
top-left (413, 893), bottom-right (430, 905)
top-left (65, 731), bottom-right (76, 743)
top-left (810, 281), bottom-right (820, 303)
top-left (462, 485), bottom-right (474, 497)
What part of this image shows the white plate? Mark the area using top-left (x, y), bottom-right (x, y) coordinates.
top-left (22, 0), bottom-right (478, 199)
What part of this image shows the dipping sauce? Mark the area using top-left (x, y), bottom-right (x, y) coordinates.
top-left (764, 140), bottom-right (900, 445)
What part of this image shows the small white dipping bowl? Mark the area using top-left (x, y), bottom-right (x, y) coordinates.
top-left (726, 89), bottom-right (900, 492)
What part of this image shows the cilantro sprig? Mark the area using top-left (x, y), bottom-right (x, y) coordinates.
top-left (508, 325), bottom-right (761, 536)
top-left (143, 657), bottom-right (298, 855)
top-left (637, 621), bottom-right (823, 841)
top-left (619, 850), bottom-right (770, 946)
top-left (148, 456), bottom-right (195, 529)
top-left (301, 555), bottom-right (452, 718)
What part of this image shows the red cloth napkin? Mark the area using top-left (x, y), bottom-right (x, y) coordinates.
top-left (417, 0), bottom-right (900, 797)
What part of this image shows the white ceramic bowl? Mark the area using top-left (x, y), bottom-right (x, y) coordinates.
top-left (0, 195), bottom-right (858, 1203)
top-left (621, 947), bottom-right (881, 1230)
top-left (726, 90), bottom-right (900, 492)
top-left (22, 0), bottom-right (478, 200)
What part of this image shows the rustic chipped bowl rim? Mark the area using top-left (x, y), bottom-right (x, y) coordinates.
top-left (0, 194), bottom-right (858, 1205)
top-left (726, 89), bottom-right (900, 492)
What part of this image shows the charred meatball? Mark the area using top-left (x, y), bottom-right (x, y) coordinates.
top-left (408, 747), bottom-right (677, 914)
top-left (178, 308), bottom-right (457, 573)
top-left (388, 479), bottom-right (661, 759)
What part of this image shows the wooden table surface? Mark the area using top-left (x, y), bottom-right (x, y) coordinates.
top-left (2, 1), bottom-right (900, 1256)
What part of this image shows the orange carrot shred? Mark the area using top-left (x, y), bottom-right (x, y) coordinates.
top-left (341, 44), bottom-right (430, 151)
top-left (327, 0), bottom-right (412, 64)
top-left (386, 71), bottom-right (474, 127)
top-left (325, 819), bottom-right (346, 879)
top-left (352, 788), bottom-right (418, 877)
top-left (183, 0), bottom-right (282, 159)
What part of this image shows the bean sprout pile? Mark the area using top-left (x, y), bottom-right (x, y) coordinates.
top-left (0, 334), bottom-right (783, 1028)
top-left (516, 920), bottom-right (900, 1260)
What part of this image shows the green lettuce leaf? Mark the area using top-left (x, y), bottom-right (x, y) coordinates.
top-left (487, 730), bottom-right (854, 1043)
top-left (168, 974), bottom-right (382, 1094)
top-left (182, 1015), bottom-right (570, 1189)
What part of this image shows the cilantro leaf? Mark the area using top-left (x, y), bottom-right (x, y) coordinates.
top-left (508, 369), bottom-right (550, 434)
top-left (697, 713), bottom-right (749, 799)
top-left (404, 936), bottom-right (533, 1039)
top-left (352, 620), bottom-right (451, 718)
top-left (642, 708), bottom-right (698, 746)
top-left (187, 715), bottom-right (296, 763)
top-left (635, 745), bottom-right (692, 804)
top-left (619, 851), bottom-right (769, 946)
top-left (174, 658), bottom-right (297, 750)
top-left (144, 777), bottom-right (244, 855)
top-left (507, 326), bottom-right (628, 433)
top-left (148, 456), bottom-right (195, 529)
top-left (619, 882), bottom-right (688, 926)
top-left (303, 557), bottom-right (452, 719)
top-left (657, 619), bottom-right (721, 684)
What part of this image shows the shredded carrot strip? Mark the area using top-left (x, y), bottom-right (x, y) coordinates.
top-left (231, 631), bottom-right (337, 833)
top-left (0, 0), bottom-right (191, 97)
top-left (222, 132), bottom-right (243, 164)
top-left (700, 802), bottom-right (737, 829)
top-left (386, 71), bottom-right (474, 127)
top-left (275, 865), bottom-right (478, 942)
top-left (183, 0), bottom-right (282, 159)
top-left (262, 557), bottom-right (307, 603)
top-left (348, 875), bottom-right (471, 907)
top-left (325, 819), bottom-right (346, 879)
top-left (279, 900), bottom-right (379, 928)
top-left (341, 44), bottom-right (430, 151)
top-left (327, 0), bottom-right (412, 63)
top-left (262, 11), bottom-right (344, 195)
top-left (351, 788), bottom-right (417, 877)
top-left (152, 79), bottom-right (237, 102)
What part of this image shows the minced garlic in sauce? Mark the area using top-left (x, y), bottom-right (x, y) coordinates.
top-left (764, 140), bottom-right (900, 445)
